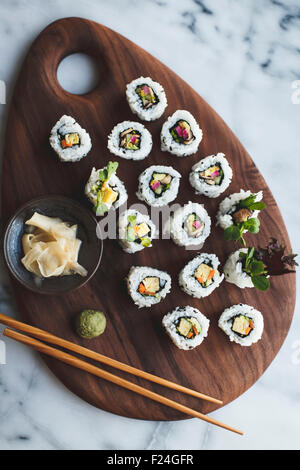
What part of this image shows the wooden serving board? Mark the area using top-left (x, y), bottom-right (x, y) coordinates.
top-left (1, 17), bottom-right (296, 421)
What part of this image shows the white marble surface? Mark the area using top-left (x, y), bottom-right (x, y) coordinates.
top-left (0, 0), bottom-right (300, 450)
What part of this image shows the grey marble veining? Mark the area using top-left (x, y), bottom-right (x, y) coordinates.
top-left (0, 0), bottom-right (300, 450)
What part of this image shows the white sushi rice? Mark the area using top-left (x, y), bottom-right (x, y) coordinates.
top-left (126, 266), bottom-right (171, 308)
top-left (136, 165), bottom-right (181, 207)
top-left (179, 253), bottom-right (224, 298)
top-left (223, 248), bottom-right (254, 288)
top-left (118, 209), bottom-right (157, 254)
top-left (189, 153), bottom-right (232, 198)
top-left (126, 76), bottom-right (167, 121)
top-left (107, 120), bottom-right (152, 160)
top-left (49, 115), bottom-right (92, 162)
top-left (216, 189), bottom-right (263, 230)
top-left (162, 306), bottom-right (210, 350)
top-left (218, 303), bottom-right (264, 346)
top-left (169, 201), bottom-right (211, 249)
top-left (160, 110), bottom-right (203, 157)
top-left (85, 167), bottom-right (128, 210)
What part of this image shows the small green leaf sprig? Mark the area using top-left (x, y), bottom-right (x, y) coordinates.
top-left (224, 194), bottom-right (266, 246)
top-left (238, 239), bottom-right (298, 292)
top-left (94, 161), bottom-right (119, 217)
top-left (239, 248), bottom-right (270, 291)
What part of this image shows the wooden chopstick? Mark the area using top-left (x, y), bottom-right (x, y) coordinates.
top-left (0, 313), bottom-right (222, 405)
top-left (3, 327), bottom-right (243, 435)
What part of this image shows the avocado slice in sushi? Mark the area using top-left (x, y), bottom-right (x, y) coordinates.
top-left (152, 172), bottom-right (166, 181)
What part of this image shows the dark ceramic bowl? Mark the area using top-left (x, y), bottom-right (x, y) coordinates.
top-left (3, 195), bottom-right (103, 295)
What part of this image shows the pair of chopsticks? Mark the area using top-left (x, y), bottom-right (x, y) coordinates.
top-left (0, 313), bottom-right (242, 435)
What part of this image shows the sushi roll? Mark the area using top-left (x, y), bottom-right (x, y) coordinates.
top-left (218, 304), bottom-right (264, 346)
top-left (107, 121), bottom-right (152, 160)
top-left (223, 248), bottom-right (254, 288)
top-left (85, 161), bottom-right (128, 216)
top-left (217, 190), bottom-right (264, 231)
top-left (169, 201), bottom-right (211, 249)
top-left (160, 110), bottom-right (203, 157)
top-left (162, 306), bottom-right (209, 350)
top-left (118, 209), bottom-right (157, 253)
top-left (189, 153), bottom-right (232, 198)
top-left (216, 190), bottom-right (265, 245)
top-left (224, 247), bottom-right (271, 290)
top-left (49, 115), bottom-right (92, 162)
top-left (126, 76), bottom-right (167, 121)
top-left (179, 253), bottom-right (224, 298)
top-left (126, 266), bottom-right (171, 308)
top-left (136, 165), bottom-right (181, 207)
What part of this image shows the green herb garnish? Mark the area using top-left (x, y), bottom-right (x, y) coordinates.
top-left (127, 215), bottom-right (137, 226)
top-left (239, 195), bottom-right (266, 212)
top-left (238, 240), bottom-right (298, 291)
top-left (224, 218), bottom-right (260, 246)
top-left (126, 227), bottom-right (136, 242)
top-left (98, 161), bottom-right (119, 183)
top-left (239, 248), bottom-right (270, 291)
top-left (224, 194), bottom-right (266, 246)
top-left (126, 215), bottom-right (137, 242)
top-left (94, 161), bottom-right (119, 216)
top-left (95, 192), bottom-right (108, 217)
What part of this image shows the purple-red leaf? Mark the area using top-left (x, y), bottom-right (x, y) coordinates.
top-left (256, 238), bottom-right (298, 276)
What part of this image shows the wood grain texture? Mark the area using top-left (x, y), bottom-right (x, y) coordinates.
top-left (1, 17), bottom-right (296, 421)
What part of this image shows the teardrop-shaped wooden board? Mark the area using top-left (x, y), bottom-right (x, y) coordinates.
top-left (1, 17), bottom-right (296, 421)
